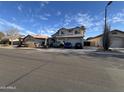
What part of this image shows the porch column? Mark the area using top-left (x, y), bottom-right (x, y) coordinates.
top-left (45, 38), bottom-right (47, 46)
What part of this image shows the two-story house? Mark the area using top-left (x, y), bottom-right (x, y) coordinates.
top-left (51, 26), bottom-right (85, 47)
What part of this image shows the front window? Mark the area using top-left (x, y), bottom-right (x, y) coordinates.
top-left (75, 31), bottom-right (80, 34)
top-left (61, 31), bottom-right (64, 35)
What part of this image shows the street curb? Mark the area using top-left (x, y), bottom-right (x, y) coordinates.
top-left (90, 51), bottom-right (124, 56)
top-left (0, 47), bottom-right (36, 50)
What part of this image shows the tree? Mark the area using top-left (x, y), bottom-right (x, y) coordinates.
top-left (6, 28), bottom-right (20, 46)
top-left (0, 32), bottom-right (5, 40)
top-left (102, 24), bottom-right (111, 51)
top-left (0, 38), bottom-right (10, 45)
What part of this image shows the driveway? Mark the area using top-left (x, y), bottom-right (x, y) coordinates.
top-left (0, 48), bottom-right (124, 92)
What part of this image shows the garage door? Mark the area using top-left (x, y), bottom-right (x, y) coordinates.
top-left (110, 37), bottom-right (123, 48)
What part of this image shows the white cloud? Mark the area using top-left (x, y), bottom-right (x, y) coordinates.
top-left (111, 9), bottom-right (124, 24)
top-left (74, 13), bottom-right (94, 28)
top-left (39, 15), bottom-right (48, 20)
top-left (25, 30), bottom-right (36, 35)
top-left (44, 13), bottom-right (51, 17)
top-left (28, 8), bottom-right (32, 14)
top-left (35, 13), bottom-right (50, 21)
top-left (57, 11), bottom-right (61, 16)
top-left (63, 13), bottom-right (95, 29)
top-left (112, 17), bottom-right (124, 23)
top-left (32, 23), bottom-right (38, 27)
top-left (29, 18), bottom-right (35, 23)
top-left (0, 18), bottom-right (35, 35)
top-left (17, 4), bottom-right (22, 12)
top-left (20, 31), bottom-right (26, 35)
top-left (37, 26), bottom-right (58, 36)
top-left (0, 21), bottom-right (4, 25)
top-left (64, 14), bottom-right (72, 26)
top-left (40, 1), bottom-right (49, 7)
top-left (0, 18), bottom-right (24, 31)
top-left (12, 17), bottom-right (16, 22)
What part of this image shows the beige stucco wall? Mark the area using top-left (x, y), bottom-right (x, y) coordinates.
top-left (88, 36), bottom-right (102, 47)
top-left (88, 31), bottom-right (124, 48)
top-left (110, 32), bottom-right (124, 38)
top-left (56, 37), bottom-right (84, 47)
top-left (24, 36), bottom-right (46, 47)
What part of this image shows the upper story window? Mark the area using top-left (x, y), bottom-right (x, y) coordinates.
top-left (61, 31), bottom-right (64, 35)
top-left (68, 30), bottom-right (72, 33)
top-left (75, 30), bottom-right (80, 34)
top-left (112, 32), bottom-right (117, 34)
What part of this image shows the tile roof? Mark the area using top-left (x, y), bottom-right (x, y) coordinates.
top-left (31, 35), bottom-right (48, 39)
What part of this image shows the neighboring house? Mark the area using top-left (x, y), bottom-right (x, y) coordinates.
top-left (1, 35), bottom-right (25, 45)
top-left (23, 35), bottom-right (48, 47)
top-left (51, 26), bottom-right (85, 47)
top-left (87, 34), bottom-right (102, 47)
top-left (87, 30), bottom-right (124, 48)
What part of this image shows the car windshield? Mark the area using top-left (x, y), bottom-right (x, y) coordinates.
top-left (65, 42), bottom-right (71, 45)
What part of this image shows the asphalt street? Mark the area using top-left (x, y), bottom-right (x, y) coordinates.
top-left (0, 48), bottom-right (124, 92)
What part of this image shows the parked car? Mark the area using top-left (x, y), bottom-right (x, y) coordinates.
top-left (52, 41), bottom-right (64, 48)
top-left (75, 42), bottom-right (83, 49)
top-left (64, 42), bottom-right (72, 48)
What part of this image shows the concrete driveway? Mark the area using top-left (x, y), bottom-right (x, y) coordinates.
top-left (0, 48), bottom-right (124, 92)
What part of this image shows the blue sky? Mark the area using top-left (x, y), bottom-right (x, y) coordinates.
top-left (0, 1), bottom-right (124, 38)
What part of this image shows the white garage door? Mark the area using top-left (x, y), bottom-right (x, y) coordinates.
top-left (110, 37), bottom-right (123, 48)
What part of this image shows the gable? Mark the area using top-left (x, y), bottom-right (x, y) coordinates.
top-left (23, 35), bottom-right (34, 42)
top-left (110, 30), bottom-right (124, 37)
